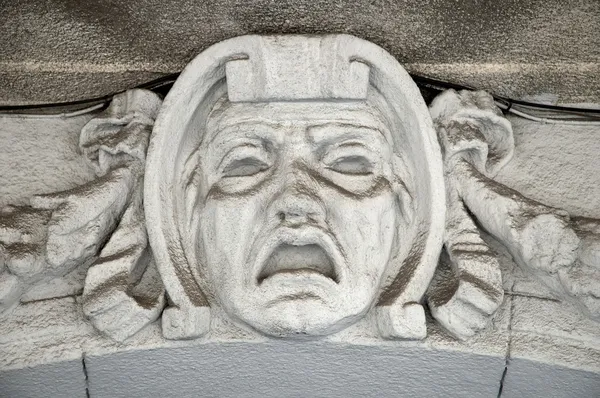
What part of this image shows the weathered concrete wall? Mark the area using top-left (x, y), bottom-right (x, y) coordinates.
top-left (1, 0), bottom-right (599, 105)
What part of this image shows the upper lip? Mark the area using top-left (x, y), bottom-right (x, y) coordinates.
top-left (252, 226), bottom-right (345, 285)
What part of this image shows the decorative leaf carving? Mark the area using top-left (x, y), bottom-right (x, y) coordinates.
top-left (79, 89), bottom-right (165, 341)
top-left (427, 197), bottom-right (504, 339)
top-left (429, 89), bottom-right (600, 335)
top-left (30, 166), bottom-right (135, 273)
top-left (0, 89), bottom-right (165, 342)
top-left (427, 89), bottom-right (509, 339)
top-left (82, 186), bottom-right (165, 341)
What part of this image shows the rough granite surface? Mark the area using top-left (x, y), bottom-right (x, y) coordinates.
top-left (1, 0), bottom-right (599, 104)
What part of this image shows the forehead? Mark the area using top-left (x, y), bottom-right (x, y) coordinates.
top-left (204, 100), bottom-right (393, 143)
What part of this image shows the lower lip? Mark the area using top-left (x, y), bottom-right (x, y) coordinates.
top-left (266, 292), bottom-right (324, 307)
top-left (258, 270), bottom-right (338, 289)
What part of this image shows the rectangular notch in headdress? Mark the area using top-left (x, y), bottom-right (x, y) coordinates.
top-left (226, 36), bottom-right (370, 102)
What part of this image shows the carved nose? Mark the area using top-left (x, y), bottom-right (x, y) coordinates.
top-left (274, 190), bottom-right (326, 226)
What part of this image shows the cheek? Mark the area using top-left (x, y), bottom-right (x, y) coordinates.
top-left (199, 195), bottom-right (267, 285)
top-left (327, 191), bottom-right (397, 275)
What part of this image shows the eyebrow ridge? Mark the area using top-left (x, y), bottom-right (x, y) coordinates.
top-left (215, 142), bottom-right (266, 171)
top-left (308, 122), bottom-right (390, 145)
top-left (206, 120), bottom-right (283, 146)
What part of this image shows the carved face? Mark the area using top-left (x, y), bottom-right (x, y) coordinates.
top-left (196, 100), bottom-right (403, 337)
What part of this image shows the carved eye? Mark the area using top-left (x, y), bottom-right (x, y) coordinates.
top-left (322, 143), bottom-right (377, 176)
top-left (212, 143), bottom-right (274, 194)
top-left (327, 155), bottom-right (374, 175)
top-left (222, 157), bottom-right (270, 177)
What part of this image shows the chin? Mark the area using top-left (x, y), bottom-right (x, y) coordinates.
top-left (236, 295), bottom-right (370, 337)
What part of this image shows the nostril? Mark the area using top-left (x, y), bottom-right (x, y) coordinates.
top-left (274, 193), bottom-right (325, 224)
top-left (278, 210), bottom-right (306, 224)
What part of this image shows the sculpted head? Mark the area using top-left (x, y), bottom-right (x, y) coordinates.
top-left (196, 98), bottom-right (409, 335)
top-left (145, 35), bottom-right (445, 339)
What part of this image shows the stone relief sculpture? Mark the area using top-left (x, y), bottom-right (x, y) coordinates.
top-left (145, 34), bottom-right (447, 341)
top-left (0, 34), bottom-right (598, 343)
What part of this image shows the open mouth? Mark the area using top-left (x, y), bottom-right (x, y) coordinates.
top-left (258, 243), bottom-right (339, 284)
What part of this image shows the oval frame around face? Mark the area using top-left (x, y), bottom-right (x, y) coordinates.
top-left (144, 34), bottom-right (445, 339)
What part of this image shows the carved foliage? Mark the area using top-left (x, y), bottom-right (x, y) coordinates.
top-left (428, 89), bottom-right (600, 338)
top-left (0, 89), bottom-right (165, 342)
top-left (79, 90), bottom-right (165, 341)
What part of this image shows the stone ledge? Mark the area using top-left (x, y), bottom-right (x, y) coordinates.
top-left (0, 291), bottom-right (598, 397)
top-left (2, 63), bottom-right (600, 105)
